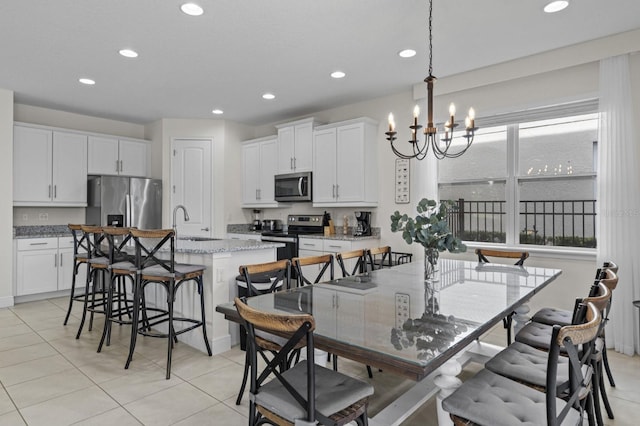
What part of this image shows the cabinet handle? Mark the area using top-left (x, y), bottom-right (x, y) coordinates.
top-left (54, 185), bottom-right (57, 198)
top-left (290, 157), bottom-right (294, 170)
top-left (336, 184), bottom-right (339, 198)
top-left (48, 185), bottom-right (51, 198)
top-left (120, 160), bottom-right (123, 172)
top-left (201, 227), bottom-right (210, 231)
top-left (293, 157), bottom-right (296, 169)
top-left (29, 242), bottom-right (48, 246)
top-left (328, 245), bottom-right (342, 249)
top-left (54, 253), bottom-right (58, 267)
top-left (59, 253), bottom-right (63, 267)
top-left (332, 184), bottom-right (336, 198)
top-left (302, 243), bottom-right (315, 247)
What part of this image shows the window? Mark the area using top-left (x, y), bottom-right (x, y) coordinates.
top-left (438, 101), bottom-right (598, 249)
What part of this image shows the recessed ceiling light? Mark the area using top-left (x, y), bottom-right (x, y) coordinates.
top-left (331, 71), bottom-right (346, 79)
top-left (79, 78), bottom-right (95, 85)
top-left (398, 49), bottom-right (417, 58)
top-left (262, 93), bottom-right (275, 100)
top-left (212, 109), bottom-right (224, 115)
top-left (180, 3), bottom-right (204, 16)
top-left (544, 1), bottom-right (569, 13)
top-left (119, 49), bottom-right (138, 58)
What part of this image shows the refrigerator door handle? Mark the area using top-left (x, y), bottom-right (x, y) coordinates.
top-left (125, 193), bottom-right (131, 227)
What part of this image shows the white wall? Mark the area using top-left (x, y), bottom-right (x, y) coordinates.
top-left (147, 118), bottom-right (253, 236)
top-left (0, 89), bottom-right (13, 307)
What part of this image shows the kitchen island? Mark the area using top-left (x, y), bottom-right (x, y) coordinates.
top-left (144, 237), bottom-right (283, 355)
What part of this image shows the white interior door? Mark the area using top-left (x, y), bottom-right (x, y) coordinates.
top-left (171, 138), bottom-right (212, 237)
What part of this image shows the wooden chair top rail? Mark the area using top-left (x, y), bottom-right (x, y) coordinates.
top-left (102, 226), bottom-right (135, 236)
top-left (240, 259), bottom-right (291, 275)
top-left (337, 249), bottom-right (366, 260)
top-left (601, 268), bottom-right (618, 290)
top-left (130, 228), bottom-right (174, 238)
top-left (556, 301), bottom-right (601, 346)
top-left (368, 246), bottom-right (391, 256)
top-left (292, 254), bottom-right (333, 267)
top-left (234, 297), bottom-right (315, 333)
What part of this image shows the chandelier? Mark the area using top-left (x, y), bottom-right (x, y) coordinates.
top-left (386, 0), bottom-right (477, 160)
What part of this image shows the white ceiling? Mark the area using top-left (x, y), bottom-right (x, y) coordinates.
top-left (1, 0), bottom-right (640, 126)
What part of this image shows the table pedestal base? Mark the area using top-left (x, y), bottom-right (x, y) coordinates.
top-left (369, 341), bottom-right (504, 426)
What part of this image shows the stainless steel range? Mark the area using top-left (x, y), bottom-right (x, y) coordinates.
top-left (260, 214), bottom-right (324, 260)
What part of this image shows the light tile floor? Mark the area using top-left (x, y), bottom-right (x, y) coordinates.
top-left (1, 297), bottom-right (638, 425)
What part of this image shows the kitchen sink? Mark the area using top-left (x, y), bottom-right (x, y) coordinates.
top-left (178, 236), bottom-right (221, 242)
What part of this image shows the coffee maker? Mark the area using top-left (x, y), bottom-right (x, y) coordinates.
top-left (354, 211), bottom-right (372, 236)
top-left (252, 209), bottom-right (262, 231)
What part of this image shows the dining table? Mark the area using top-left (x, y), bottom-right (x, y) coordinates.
top-left (216, 259), bottom-right (562, 426)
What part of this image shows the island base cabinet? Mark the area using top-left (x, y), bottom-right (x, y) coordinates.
top-left (140, 248), bottom-right (277, 355)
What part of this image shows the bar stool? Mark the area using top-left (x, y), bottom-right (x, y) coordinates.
top-left (63, 224), bottom-right (90, 326)
top-left (76, 225), bottom-right (109, 339)
top-left (97, 227), bottom-right (137, 353)
top-left (126, 228), bottom-right (212, 379)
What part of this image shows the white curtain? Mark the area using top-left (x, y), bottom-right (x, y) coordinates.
top-left (597, 54), bottom-right (640, 356)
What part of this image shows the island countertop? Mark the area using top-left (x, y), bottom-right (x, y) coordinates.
top-left (174, 237), bottom-right (283, 254)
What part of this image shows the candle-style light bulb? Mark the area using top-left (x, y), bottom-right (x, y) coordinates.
top-left (465, 116), bottom-right (471, 129)
top-left (388, 113), bottom-right (395, 132)
top-left (468, 107), bottom-right (475, 128)
top-left (413, 105), bottom-right (420, 118)
top-left (449, 103), bottom-right (456, 116)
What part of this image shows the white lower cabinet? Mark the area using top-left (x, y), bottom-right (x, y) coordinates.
top-left (226, 233), bottom-right (261, 241)
top-left (297, 237), bottom-right (377, 281)
top-left (15, 237), bottom-right (86, 296)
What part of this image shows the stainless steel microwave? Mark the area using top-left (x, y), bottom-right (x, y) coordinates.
top-left (274, 172), bottom-right (312, 202)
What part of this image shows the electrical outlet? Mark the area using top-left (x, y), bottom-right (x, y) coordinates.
top-left (395, 293), bottom-right (410, 328)
top-left (22, 214), bottom-right (28, 221)
top-left (39, 213), bottom-right (48, 221)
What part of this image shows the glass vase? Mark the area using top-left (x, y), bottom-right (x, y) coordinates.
top-left (423, 247), bottom-right (440, 283)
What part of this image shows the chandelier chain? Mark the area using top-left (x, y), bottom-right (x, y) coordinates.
top-left (428, 0), bottom-right (433, 77)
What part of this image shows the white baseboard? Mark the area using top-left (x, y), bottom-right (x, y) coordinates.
top-left (0, 295), bottom-right (14, 309)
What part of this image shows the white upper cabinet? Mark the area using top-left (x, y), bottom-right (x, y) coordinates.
top-left (242, 136), bottom-right (279, 207)
top-left (88, 136), bottom-right (150, 177)
top-left (13, 125), bottom-right (87, 206)
top-left (312, 117), bottom-right (378, 207)
top-left (276, 118), bottom-right (316, 173)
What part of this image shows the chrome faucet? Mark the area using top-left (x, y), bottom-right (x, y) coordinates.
top-left (172, 204), bottom-right (190, 238)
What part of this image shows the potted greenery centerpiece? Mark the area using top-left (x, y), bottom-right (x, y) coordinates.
top-left (391, 198), bottom-right (466, 282)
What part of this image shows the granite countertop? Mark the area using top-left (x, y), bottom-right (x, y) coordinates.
top-left (14, 225), bottom-right (283, 254)
top-left (298, 233), bottom-right (380, 241)
top-left (14, 225), bottom-right (72, 239)
top-left (173, 238), bottom-right (283, 254)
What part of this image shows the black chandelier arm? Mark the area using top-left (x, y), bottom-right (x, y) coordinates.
top-left (387, 132), bottom-right (430, 160)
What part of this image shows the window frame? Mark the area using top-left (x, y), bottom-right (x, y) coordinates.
top-left (437, 99), bottom-right (599, 254)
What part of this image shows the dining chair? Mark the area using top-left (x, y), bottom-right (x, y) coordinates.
top-left (336, 248), bottom-right (374, 378)
top-left (292, 254), bottom-right (334, 287)
top-left (528, 267), bottom-right (618, 422)
top-left (443, 301), bottom-right (601, 426)
top-left (97, 226), bottom-right (137, 353)
top-left (336, 249), bottom-right (367, 277)
top-left (236, 259), bottom-right (291, 405)
top-left (235, 296), bottom-right (373, 426)
top-left (125, 228), bottom-right (212, 379)
top-left (63, 224), bottom-right (90, 326)
top-left (75, 225), bottom-right (109, 339)
top-left (366, 246), bottom-right (392, 270)
top-left (476, 248), bottom-right (530, 344)
top-left (487, 282), bottom-right (611, 426)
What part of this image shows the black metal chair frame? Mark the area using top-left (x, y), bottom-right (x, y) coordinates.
top-left (63, 224), bottom-right (90, 326)
top-left (126, 228), bottom-right (212, 379)
top-left (475, 248), bottom-right (530, 344)
top-left (236, 259), bottom-right (292, 405)
top-left (236, 297), bottom-right (370, 426)
top-left (97, 227), bottom-right (137, 353)
top-left (336, 249), bottom-right (367, 277)
top-left (75, 225), bottom-right (109, 339)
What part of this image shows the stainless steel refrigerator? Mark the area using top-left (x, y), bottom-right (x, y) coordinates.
top-left (86, 176), bottom-right (162, 229)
